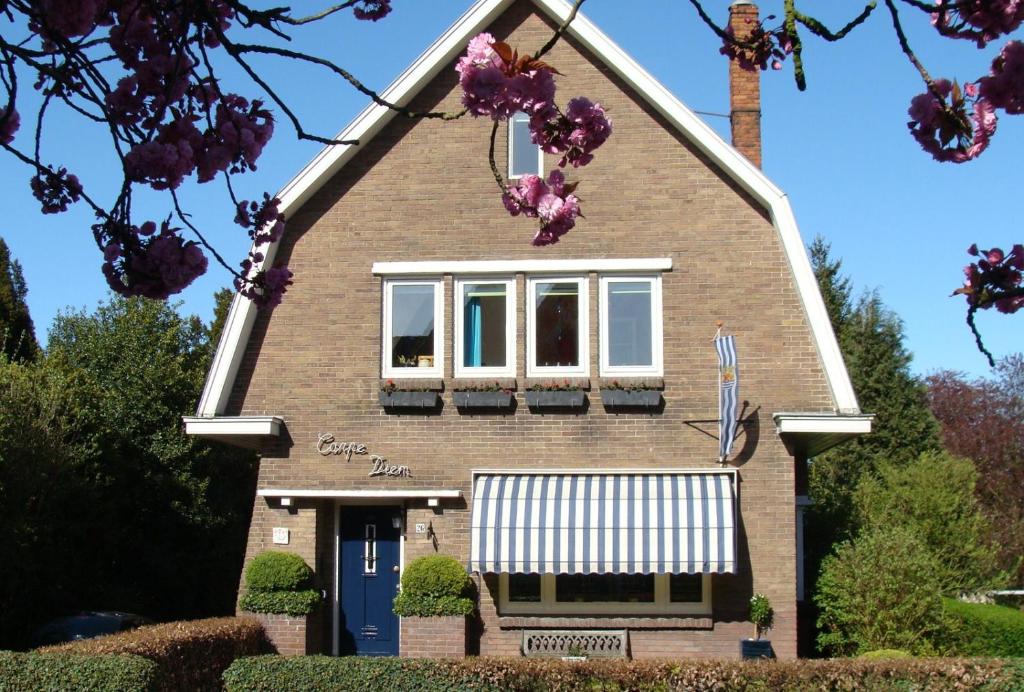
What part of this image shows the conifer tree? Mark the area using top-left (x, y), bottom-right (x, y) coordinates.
top-left (0, 237), bottom-right (39, 362)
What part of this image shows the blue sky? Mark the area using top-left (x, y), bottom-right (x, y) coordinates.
top-left (2, 0), bottom-right (1020, 378)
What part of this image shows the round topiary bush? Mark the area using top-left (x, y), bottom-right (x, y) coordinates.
top-left (240, 551), bottom-right (321, 616)
top-left (244, 551), bottom-right (313, 592)
top-left (392, 555), bottom-right (475, 617)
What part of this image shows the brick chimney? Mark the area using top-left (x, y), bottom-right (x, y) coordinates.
top-left (728, 1), bottom-right (762, 168)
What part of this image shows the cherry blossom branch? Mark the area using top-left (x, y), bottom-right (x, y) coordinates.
top-left (966, 305), bottom-right (997, 367)
top-left (534, 0), bottom-right (587, 60)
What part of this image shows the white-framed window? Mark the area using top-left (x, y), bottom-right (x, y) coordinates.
top-left (454, 277), bottom-right (516, 379)
top-left (599, 275), bottom-right (663, 377)
top-left (526, 276), bottom-right (589, 378)
top-left (498, 573), bottom-right (710, 616)
top-left (381, 278), bottom-right (443, 378)
top-left (508, 111), bottom-right (543, 179)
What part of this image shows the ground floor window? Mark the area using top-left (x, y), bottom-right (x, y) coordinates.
top-left (499, 573), bottom-right (710, 615)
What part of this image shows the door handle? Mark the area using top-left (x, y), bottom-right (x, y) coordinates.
top-left (392, 565), bottom-right (400, 573)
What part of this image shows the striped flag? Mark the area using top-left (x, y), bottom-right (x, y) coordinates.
top-left (714, 335), bottom-right (739, 462)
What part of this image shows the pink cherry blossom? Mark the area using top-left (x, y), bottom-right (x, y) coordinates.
top-left (456, 33), bottom-right (556, 120)
top-left (907, 79), bottom-right (996, 163)
top-left (0, 107), bottom-right (19, 145)
top-left (352, 0), bottom-right (391, 21)
top-left (956, 244), bottom-right (1024, 313)
top-left (531, 97), bottom-right (612, 168)
top-left (100, 220), bottom-right (209, 300)
top-left (979, 41), bottom-right (1024, 114)
top-left (719, 20), bottom-right (793, 72)
top-left (30, 167), bottom-right (83, 214)
top-left (501, 170), bottom-right (581, 246)
top-left (932, 0), bottom-right (1024, 47)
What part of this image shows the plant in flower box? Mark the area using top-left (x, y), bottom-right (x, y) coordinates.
top-left (526, 380), bottom-right (585, 409)
top-left (453, 381), bottom-right (514, 409)
top-left (600, 379), bottom-right (662, 408)
top-left (378, 379), bottom-right (439, 409)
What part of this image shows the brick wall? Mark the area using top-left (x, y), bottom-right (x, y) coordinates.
top-left (254, 613), bottom-right (309, 656)
top-left (226, 0), bottom-right (838, 660)
top-left (400, 616), bottom-right (467, 658)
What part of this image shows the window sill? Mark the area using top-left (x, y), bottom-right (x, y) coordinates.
top-left (379, 378), bottom-right (444, 391)
top-left (498, 616), bottom-right (712, 630)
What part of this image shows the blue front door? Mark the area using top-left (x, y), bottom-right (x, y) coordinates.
top-left (339, 506), bottom-right (401, 656)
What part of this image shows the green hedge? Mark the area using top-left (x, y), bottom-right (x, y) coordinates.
top-left (222, 655), bottom-right (1024, 692)
top-left (239, 589), bottom-right (323, 616)
top-left (944, 598), bottom-right (1024, 657)
top-left (244, 551), bottom-right (313, 592)
top-left (392, 555), bottom-right (474, 617)
top-left (0, 651), bottom-right (157, 692)
top-left (37, 616), bottom-right (272, 692)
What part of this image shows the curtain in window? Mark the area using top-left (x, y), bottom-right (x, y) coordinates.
top-left (465, 297), bottom-right (482, 367)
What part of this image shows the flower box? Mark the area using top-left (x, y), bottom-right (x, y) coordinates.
top-left (453, 391), bottom-right (514, 409)
top-left (526, 390), bottom-right (585, 409)
top-left (740, 638), bottom-right (773, 659)
top-left (379, 391), bottom-right (439, 409)
top-left (600, 389), bottom-right (662, 408)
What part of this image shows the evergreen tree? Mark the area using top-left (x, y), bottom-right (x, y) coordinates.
top-left (0, 237), bottom-right (39, 362)
top-left (807, 240), bottom-right (940, 542)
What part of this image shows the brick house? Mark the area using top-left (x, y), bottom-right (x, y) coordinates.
top-left (186, 0), bottom-right (870, 660)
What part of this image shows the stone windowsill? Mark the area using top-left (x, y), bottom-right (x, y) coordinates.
top-left (497, 616), bottom-right (713, 630)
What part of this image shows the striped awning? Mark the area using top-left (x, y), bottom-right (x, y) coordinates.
top-left (470, 472), bottom-right (736, 575)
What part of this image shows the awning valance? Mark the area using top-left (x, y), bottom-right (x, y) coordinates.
top-left (470, 471), bottom-right (736, 575)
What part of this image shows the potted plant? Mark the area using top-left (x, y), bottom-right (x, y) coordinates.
top-left (741, 593), bottom-right (774, 659)
top-left (600, 380), bottom-right (662, 408)
top-left (525, 380), bottom-right (585, 409)
top-left (453, 381), bottom-right (515, 409)
top-left (238, 551), bottom-right (322, 655)
top-left (379, 379), bottom-right (440, 409)
top-left (393, 555), bottom-right (475, 658)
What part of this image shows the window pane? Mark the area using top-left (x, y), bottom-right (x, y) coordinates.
top-left (554, 574), bottom-right (655, 603)
top-left (670, 573), bottom-right (703, 603)
top-left (463, 283), bottom-right (507, 368)
top-left (608, 281), bottom-right (653, 367)
top-left (508, 574), bottom-right (541, 602)
top-left (535, 282), bottom-right (579, 368)
top-left (391, 284), bottom-right (435, 368)
top-left (510, 113), bottom-right (539, 177)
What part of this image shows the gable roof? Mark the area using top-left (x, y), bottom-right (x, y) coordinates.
top-left (196, 0), bottom-right (861, 418)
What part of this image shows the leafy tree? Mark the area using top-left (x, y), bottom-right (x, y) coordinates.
top-left (0, 237), bottom-right (38, 362)
top-left (44, 296), bottom-right (258, 625)
top-left (816, 526), bottom-right (948, 657)
top-left (927, 356), bottom-right (1024, 585)
top-left (855, 451), bottom-right (1006, 595)
top-left (0, 353), bottom-right (104, 648)
top-left (807, 239), bottom-right (940, 545)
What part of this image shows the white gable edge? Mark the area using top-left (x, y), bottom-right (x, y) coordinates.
top-left (196, 0), bottom-right (859, 417)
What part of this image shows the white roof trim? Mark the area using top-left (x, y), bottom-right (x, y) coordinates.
top-left (183, 415), bottom-right (283, 437)
top-left (257, 488), bottom-right (463, 499)
top-left (196, 0), bottom-right (859, 416)
top-left (372, 257), bottom-right (672, 275)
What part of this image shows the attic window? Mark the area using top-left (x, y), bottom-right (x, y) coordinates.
top-left (508, 112), bottom-right (543, 178)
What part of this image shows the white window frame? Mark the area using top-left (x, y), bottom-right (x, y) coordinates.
top-left (599, 274), bottom-right (663, 377)
top-left (454, 277), bottom-right (516, 379)
top-left (498, 573), bottom-right (711, 616)
top-left (526, 275), bottom-right (590, 379)
top-left (508, 111), bottom-right (544, 179)
top-left (381, 278), bottom-right (444, 379)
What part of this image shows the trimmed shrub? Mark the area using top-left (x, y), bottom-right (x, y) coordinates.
top-left (0, 651), bottom-right (157, 692)
top-left (240, 551), bottom-right (321, 616)
top-left (239, 590), bottom-right (323, 617)
top-left (244, 551), bottom-right (313, 592)
top-left (943, 597), bottom-right (1024, 656)
top-left (392, 555), bottom-right (474, 617)
top-left (223, 655), bottom-right (1024, 692)
top-left (815, 526), bottom-right (949, 656)
top-left (37, 616), bottom-right (271, 692)
top-left (858, 649), bottom-right (912, 659)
